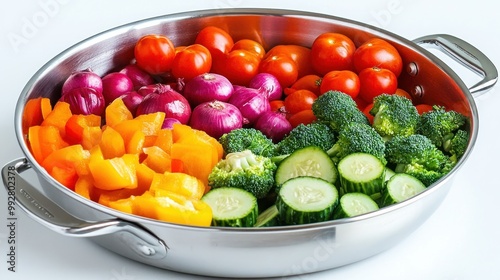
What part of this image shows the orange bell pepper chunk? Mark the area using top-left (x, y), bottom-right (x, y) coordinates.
top-left (108, 197), bottom-right (135, 214)
top-left (149, 172), bottom-right (205, 200)
top-left (81, 126), bottom-right (103, 151)
top-left (105, 98), bottom-right (133, 128)
top-left (154, 128), bottom-right (173, 154)
top-left (41, 101), bottom-right (73, 138)
top-left (100, 126), bottom-right (126, 159)
top-left (170, 142), bottom-right (214, 186)
top-left (65, 114), bottom-right (101, 143)
top-left (142, 146), bottom-right (171, 173)
top-left (134, 112), bottom-right (166, 136)
top-left (193, 129), bottom-right (224, 163)
top-left (136, 163), bottom-right (156, 192)
top-left (74, 175), bottom-right (97, 201)
top-left (22, 97), bottom-right (52, 132)
top-left (28, 125), bottom-right (69, 164)
top-left (130, 190), bottom-right (212, 226)
top-left (98, 162), bottom-right (155, 207)
top-left (153, 191), bottom-right (212, 226)
top-left (41, 144), bottom-right (91, 190)
top-left (89, 153), bottom-right (139, 191)
top-left (126, 129), bottom-right (146, 155)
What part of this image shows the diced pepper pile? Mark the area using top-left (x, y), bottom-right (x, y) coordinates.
top-left (24, 97), bottom-right (222, 226)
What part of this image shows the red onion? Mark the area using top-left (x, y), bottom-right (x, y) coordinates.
top-left (254, 111), bottom-right (293, 143)
top-left (228, 86), bottom-right (270, 125)
top-left (248, 72), bottom-right (283, 101)
top-left (102, 72), bottom-right (134, 104)
top-left (136, 84), bottom-right (191, 124)
top-left (183, 73), bottom-right (234, 106)
top-left (119, 64), bottom-right (155, 90)
top-left (62, 69), bottom-right (103, 96)
top-left (162, 117), bottom-right (181, 129)
top-left (119, 91), bottom-right (144, 116)
top-left (189, 101), bottom-right (243, 139)
top-left (59, 87), bottom-right (105, 116)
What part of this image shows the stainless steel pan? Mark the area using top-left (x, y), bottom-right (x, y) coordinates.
top-left (2, 9), bottom-right (497, 278)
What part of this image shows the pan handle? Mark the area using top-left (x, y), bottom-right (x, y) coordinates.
top-left (414, 34), bottom-right (498, 96)
top-left (2, 158), bottom-right (167, 259)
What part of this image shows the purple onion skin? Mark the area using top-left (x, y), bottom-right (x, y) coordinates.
top-left (189, 101), bottom-right (243, 140)
top-left (119, 64), bottom-right (155, 90)
top-left (62, 69), bottom-right (103, 96)
top-left (119, 91), bottom-right (144, 116)
top-left (248, 72), bottom-right (283, 101)
top-left (59, 87), bottom-right (105, 116)
top-left (183, 73), bottom-right (234, 106)
top-left (162, 117), bottom-right (181, 129)
top-left (102, 72), bottom-right (134, 104)
top-left (136, 84), bottom-right (191, 124)
top-left (229, 86), bottom-right (270, 125)
top-left (254, 111), bottom-right (293, 143)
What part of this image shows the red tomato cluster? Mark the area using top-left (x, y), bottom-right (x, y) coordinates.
top-left (133, 27), bottom-right (432, 128)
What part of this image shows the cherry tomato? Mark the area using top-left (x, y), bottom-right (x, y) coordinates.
top-left (310, 33), bottom-right (356, 75)
top-left (232, 39), bottom-right (266, 59)
top-left (285, 74), bottom-right (322, 96)
top-left (218, 49), bottom-right (260, 86)
top-left (284, 89), bottom-right (318, 115)
top-left (265, 45), bottom-right (315, 78)
top-left (134, 34), bottom-right (176, 75)
top-left (415, 104), bottom-right (434, 115)
top-left (288, 109), bottom-right (317, 128)
top-left (319, 70), bottom-right (360, 98)
top-left (259, 55), bottom-right (299, 88)
top-left (171, 44), bottom-right (212, 81)
top-left (358, 67), bottom-right (398, 103)
top-left (362, 103), bottom-right (374, 124)
top-left (269, 99), bottom-right (287, 113)
top-left (353, 38), bottom-right (403, 77)
top-left (394, 88), bottom-right (412, 101)
top-left (195, 26), bottom-right (234, 73)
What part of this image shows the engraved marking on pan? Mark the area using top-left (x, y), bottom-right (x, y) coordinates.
top-left (19, 188), bottom-right (55, 219)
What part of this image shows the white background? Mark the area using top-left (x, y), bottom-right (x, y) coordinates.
top-left (1, 0), bottom-right (499, 279)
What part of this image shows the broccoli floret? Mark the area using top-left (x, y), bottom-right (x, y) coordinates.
top-left (275, 122), bottom-right (335, 155)
top-left (385, 134), bottom-right (452, 186)
top-left (312, 90), bottom-right (369, 132)
top-left (326, 122), bottom-right (386, 164)
top-left (219, 128), bottom-right (275, 158)
top-left (443, 129), bottom-right (469, 163)
top-left (369, 94), bottom-right (420, 140)
top-left (418, 105), bottom-right (467, 148)
top-left (208, 150), bottom-right (276, 199)
top-left (394, 163), bottom-right (444, 187)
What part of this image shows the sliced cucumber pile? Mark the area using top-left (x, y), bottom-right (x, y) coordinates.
top-left (337, 152), bottom-right (385, 199)
top-left (333, 192), bottom-right (379, 219)
top-left (275, 146), bottom-right (337, 189)
top-left (277, 176), bottom-right (339, 225)
top-left (380, 173), bottom-right (426, 207)
top-left (202, 187), bottom-right (258, 227)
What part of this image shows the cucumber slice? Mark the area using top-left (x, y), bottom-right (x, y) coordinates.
top-left (277, 176), bottom-right (338, 225)
top-left (254, 205), bottom-right (280, 227)
top-left (380, 173), bottom-right (426, 207)
top-left (202, 187), bottom-right (258, 227)
top-left (333, 192), bottom-right (379, 219)
top-left (337, 152), bottom-right (385, 199)
top-left (275, 146), bottom-right (337, 189)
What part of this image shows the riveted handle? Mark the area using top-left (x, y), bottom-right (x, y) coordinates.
top-left (2, 158), bottom-right (167, 259)
top-left (414, 34), bottom-right (498, 96)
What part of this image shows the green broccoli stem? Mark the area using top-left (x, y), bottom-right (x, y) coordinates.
top-left (224, 150), bottom-right (258, 171)
top-left (441, 132), bottom-right (455, 152)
